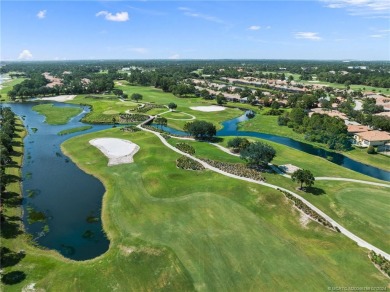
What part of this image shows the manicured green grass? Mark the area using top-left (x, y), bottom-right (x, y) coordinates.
top-left (60, 129), bottom-right (388, 290)
top-left (297, 181), bottom-right (390, 253)
top-left (2, 127), bottom-right (388, 290)
top-left (32, 103), bottom-right (82, 125)
top-left (160, 111), bottom-right (194, 120)
top-left (69, 96), bottom-right (139, 124)
top-left (240, 113), bottom-right (390, 171)
top-left (0, 78), bottom-right (26, 101)
top-left (57, 126), bottom-right (92, 136)
top-left (82, 85), bottom-right (243, 130)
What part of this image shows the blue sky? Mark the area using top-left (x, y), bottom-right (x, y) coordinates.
top-left (1, 0), bottom-right (389, 60)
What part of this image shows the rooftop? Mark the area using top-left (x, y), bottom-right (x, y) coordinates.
top-left (356, 130), bottom-right (390, 142)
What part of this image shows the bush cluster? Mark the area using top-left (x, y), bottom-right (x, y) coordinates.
top-left (136, 104), bottom-right (165, 113)
top-left (202, 159), bottom-right (265, 181)
top-left (277, 189), bottom-right (335, 230)
top-left (369, 251), bottom-right (390, 277)
top-left (176, 156), bottom-right (205, 171)
top-left (120, 126), bottom-right (140, 132)
top-left (119, 113), bottom-right (149, 123)
top-left (175, 143), bottom-right (195, 155)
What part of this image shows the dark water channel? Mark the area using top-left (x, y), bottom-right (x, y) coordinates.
top-left (159, 112), bottom-right (390, 181)
top-left (4, 102), bottom-right (111, 260)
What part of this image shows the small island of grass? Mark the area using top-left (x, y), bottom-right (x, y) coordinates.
top-left (32, 103), bottom-right (82, 125)
top-left (57, 125), bottom-right (92, 136)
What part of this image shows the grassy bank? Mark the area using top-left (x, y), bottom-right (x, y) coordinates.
top-left (57, 125), bottom-right (92, 136)
top-left (32, 103), bottom-right (82, 125)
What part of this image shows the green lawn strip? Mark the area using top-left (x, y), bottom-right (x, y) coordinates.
top-left (58, 128), bottom-right (388, 289)
top-left (239, 113), bottom-right (390, 171)
top-left (57, 126), bottom-right (92, 136)
top-left (68, 96), bottom-right (139, 124)
top-left (0, 78), bottom-right (26, 101)
top-left (32, 103), bottom-right (82, 125)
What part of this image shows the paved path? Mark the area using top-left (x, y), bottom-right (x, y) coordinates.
top-left (316, 177), bottom-right (390, 188)
top-left (137, 119), bottom-right (390, 260)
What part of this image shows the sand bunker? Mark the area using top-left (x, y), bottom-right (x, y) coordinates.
top-left (279, 164), bottom-right (301, 174)
top-left (89, 138), bottom-right (140, 166)
top-left (190, 105), bottom-right (226, 112)
top-left (39, 95), bottom-right (76, 102)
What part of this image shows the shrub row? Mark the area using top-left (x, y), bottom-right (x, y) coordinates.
top-left (369, 251), bottom-right (390, 277)
top-left (141, 125), bottom-right (190, 138)
top-left (277, 189), bottom-right (336, 230)
top-left (202, 159), bottom-right (265, 181)
top-left (176, 156), bottom-right (205, 171)
top-left (175, 143), bottom-right (195, 155)
top-left (119, 113), bottom-right (149, 123)
top-left (120, 126), bottom-right (140, 132)
top-left (136, 104), bottom-right (166, 113)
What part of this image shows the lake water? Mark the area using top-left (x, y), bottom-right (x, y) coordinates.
top-left (3, 102), bottom-right (111, 260)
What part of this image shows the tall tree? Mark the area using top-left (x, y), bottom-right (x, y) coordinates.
top-left (240, 142), bottom-right (276, 167)
top-left (291, 169), bottom-right (315, 190)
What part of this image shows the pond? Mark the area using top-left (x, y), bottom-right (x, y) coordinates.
top-left (4, 102), bottom-right (111, 260)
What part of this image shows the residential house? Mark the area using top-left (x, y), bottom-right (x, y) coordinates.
top-left (354, 130), bottom-right (390, 147)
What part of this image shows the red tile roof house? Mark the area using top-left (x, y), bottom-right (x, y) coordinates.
top-left (353, 130), bottom-right (390, 147)
top-left (347, 125), bottom-right (371, 134)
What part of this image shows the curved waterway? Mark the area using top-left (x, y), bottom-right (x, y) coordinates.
top-left (4, 102), bottom-right (111, 260)
top-left (158, 112), bottom-right (390, 181)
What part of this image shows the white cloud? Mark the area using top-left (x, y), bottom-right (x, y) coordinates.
top-left (96, 11), bottom-right (129, 22)
top-left (321, 0), bottom-right (390, 17)
top-left (294, 32), bottom-right (322, 40)
top-left (37, 10), bottom-right (47, 19)
top-left (370, 34), bottom-right (384, 38)
top-left (248, 25), bottom-right (261, 31)
top-left (18, 50), bottom-right (33, 60)
top-left (169, 54), bottom-right (180, 59)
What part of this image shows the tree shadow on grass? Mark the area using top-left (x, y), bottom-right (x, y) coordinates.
top-left (0, 216), bottom-right (23, 239)
top-left (2, 191), bottom-right (23, 207)
top-left (0, 247), bottom-right (26, 268)
top-left (1, 271), bottom-right (26, 285)
top-left (305, 187), bottom-right (326, 196)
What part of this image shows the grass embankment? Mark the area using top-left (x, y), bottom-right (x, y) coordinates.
top-left (32, 104), bottom-right (82, 125)
top-left (240, 113), bottom-right (390, 171)
top-left (2, 127), bottom-right (388, 290)
top-left (57, 126), bottom-right (92, 136)
top-left (170, 136), bottom-right (390, 256)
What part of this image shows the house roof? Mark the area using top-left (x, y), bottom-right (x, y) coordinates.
top-left (356, 130), bottom-right (390, 142)
top-left (347, 125), bottom-right (370, 133)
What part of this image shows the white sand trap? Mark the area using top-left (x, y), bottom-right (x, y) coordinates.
top-left (279, 164), bottom-right (301, 174)
top-left (190, 105), bottom-right (226, 112)
top-left (39, 95), bottom-right (76, 102)
top-left (89, 138), bottom-right (140, 166)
